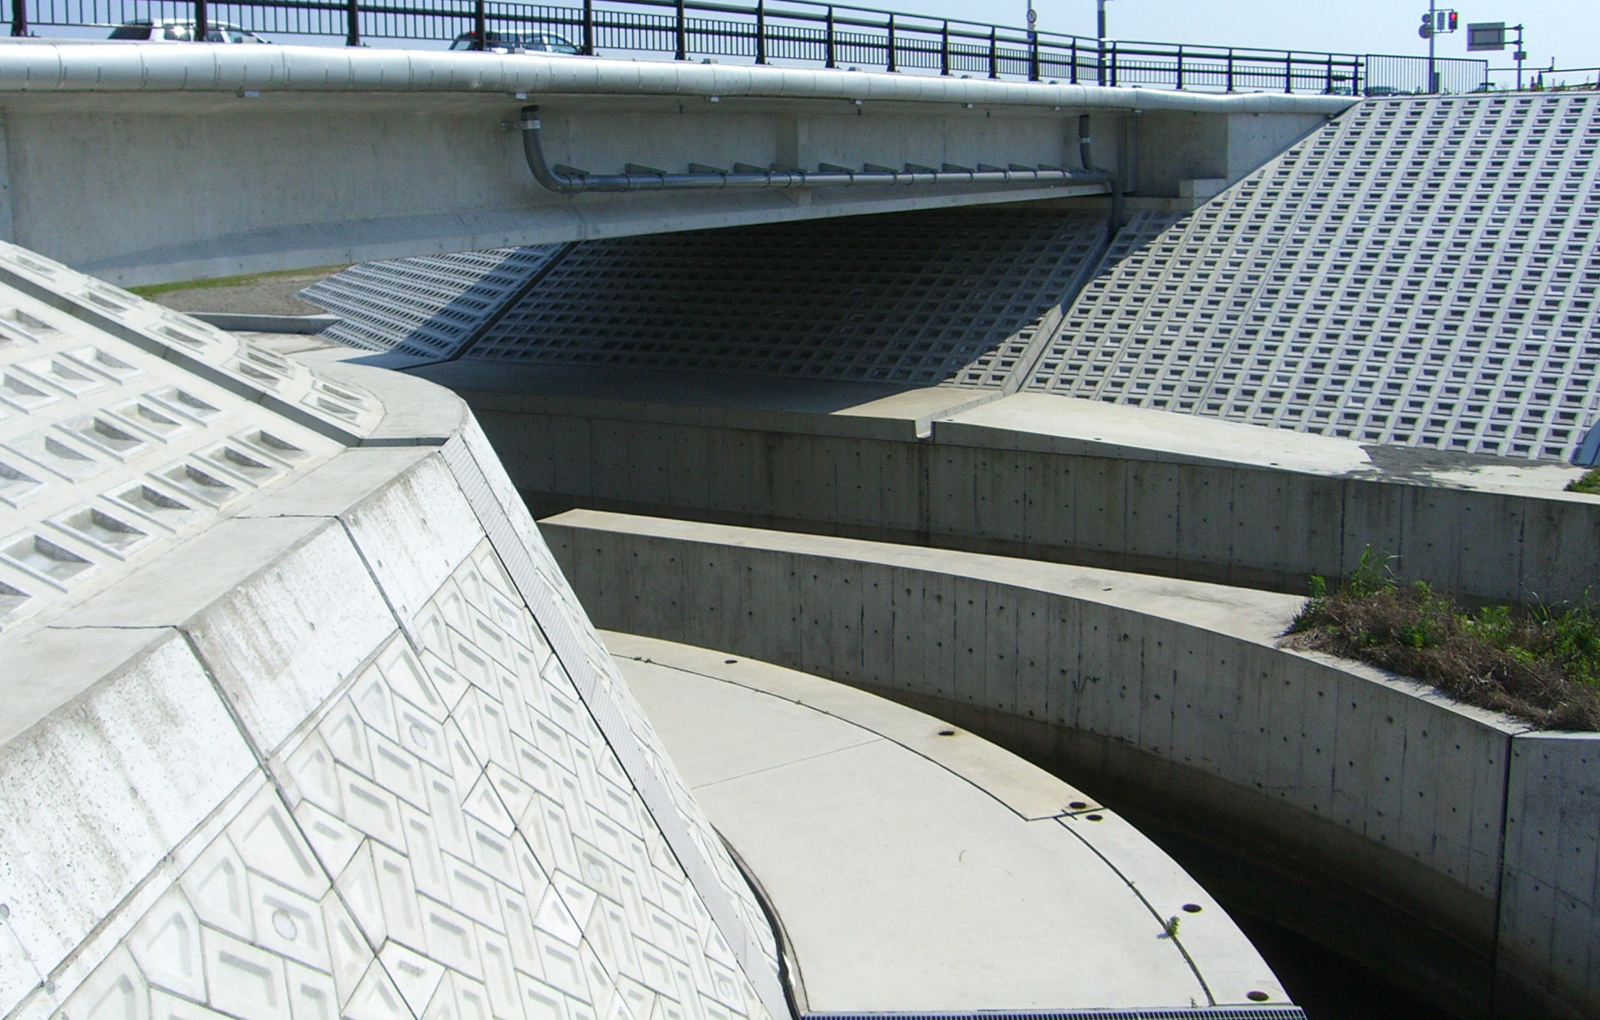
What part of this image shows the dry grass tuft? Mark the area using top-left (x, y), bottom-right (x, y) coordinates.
top-left (1281, 549), bottom-right (1600, 731)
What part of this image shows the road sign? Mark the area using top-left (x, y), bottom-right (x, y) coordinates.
top-left (1467, 22), bottom-right (1506, 51)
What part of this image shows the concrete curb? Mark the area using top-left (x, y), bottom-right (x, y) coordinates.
top-left (187, 311), bottom-right (340, 334)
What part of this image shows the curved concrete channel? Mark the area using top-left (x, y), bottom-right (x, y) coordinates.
top-left (541, 509), bottom-right (1600, 1020)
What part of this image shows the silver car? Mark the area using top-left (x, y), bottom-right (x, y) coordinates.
top-left (449, 31), bottom-right (578, 54)
top-left (109, 19), bottom-right (271, 43)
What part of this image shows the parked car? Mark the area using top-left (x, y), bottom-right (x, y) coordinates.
top-left (109, 19), bottom-right (271, 43)
top-left (448, 31), bottom-right (578, 54)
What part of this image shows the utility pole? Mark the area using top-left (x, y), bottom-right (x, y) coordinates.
top-left (1513, 24), bottom-right (1526, 90)
top-left (1427, 0), bottom-right (1436, 93)
top-left (1096, 0), bottom-right (1110, 86)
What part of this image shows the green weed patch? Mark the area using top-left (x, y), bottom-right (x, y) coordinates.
top-left (1284, 548), bottom-right (1600, 730)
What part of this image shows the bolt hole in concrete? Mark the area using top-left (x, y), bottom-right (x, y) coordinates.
top-left (937, 729), bottom-right (956, 736)
top-left (724, 658), bottom-right (738, 664)
top-left (1248, 991), bottom-right (1271, 1002)
top-left (1085, 814), bottom-right (1104, 821)
top-left (1182, 903), bottom-right (1203, 913)
top-left (1068, 800), bottom-right (1088, 809)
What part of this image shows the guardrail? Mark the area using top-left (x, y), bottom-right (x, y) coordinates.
top-left (5, 0), bottom-right (1489, 95)
top-left (9, 0), bottom-right (1375, 93)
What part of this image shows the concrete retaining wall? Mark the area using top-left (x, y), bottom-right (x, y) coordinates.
top-left (541, 509), bottom-right (1600, 1020)
top-left (470, 393), bottom-right (1600, 605)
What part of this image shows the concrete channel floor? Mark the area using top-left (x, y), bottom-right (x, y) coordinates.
top-left (603, 632), bottom-right (1292, 1015)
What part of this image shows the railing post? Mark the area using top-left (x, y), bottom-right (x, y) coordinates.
top-left (886, 13), bottom-right (895, 72)
top-left (824, 6), bottom-right (834, 68)
top-left (1226, 48), bottom-right (1234, 91)
top-left (344, 0), bottom-right (359, 46)
top-left (1325, 52), bottom-right (1333, 93)
top-left (755, 0), bottom-right (765, 64)
top-left (472, 0), bottom-right (484, 48)
top-left (1070, 37), bottom-right (1077, 84)
top-left (194, 0), bottom-right (207, 40)
top-left (582, 0), bottom-right (594, 55)
top-left (1029, 32), bottom-right (1039, 81)
top-left (1175, 44), bottom-right (1183, 89)
top-left (1109, 40), bottom-right (1117, 86)
top-left (1284, 50), bottom-right (1293, 93)
top-left (940, 21), bottom-right (949, 75)
top-left (10, 0), bottom-right (25, 37)
top-left (988, 26), bottom-right (997, 79)
top-left (675, 0), bottom-right (686, 60)
top-left (1096, 32), bottom-right (1104, 85)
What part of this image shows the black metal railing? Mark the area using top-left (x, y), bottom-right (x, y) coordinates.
top-left (1364, 52), bottom-right (1489, 95)
top-left (5, 0), bottom-right (1493, 96)
top-left (8, 0), bottom-right (1379, 93)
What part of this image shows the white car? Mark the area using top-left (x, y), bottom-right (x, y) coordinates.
top-left (109, 20), bottom-right (271, 43)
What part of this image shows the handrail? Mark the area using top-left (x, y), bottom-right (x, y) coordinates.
top-left (5, 0), bottom-right (1488, 94)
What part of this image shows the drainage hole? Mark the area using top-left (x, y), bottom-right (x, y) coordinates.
top-left (937, 729), bottom-right (956, 736)
top-left (1085, 814), bottom-right (1104, 822)
top-left (1068, 801), bottom-right (1088, 810)
top-left (1182, 903), bottom-right (1203, 913)
top-left (724, 658), bottom-right (738, 664)
top-left (1247, 991), bottom-right (1270, 1002)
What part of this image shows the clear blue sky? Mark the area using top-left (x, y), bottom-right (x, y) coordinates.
top-left (880, 0), bottom-right (1596, 83)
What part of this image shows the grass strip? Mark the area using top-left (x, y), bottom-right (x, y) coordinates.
top-left (126, 265), bottom-right (349, 299)
top-left (1282, 548), bottom-right (1600, 730)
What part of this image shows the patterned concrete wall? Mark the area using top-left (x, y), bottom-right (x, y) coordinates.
top-left (1, 438), bottom-right (781, 1020)
top-left (0, 242), bottom-right (783, 1020)
top-left (1030, 93), bottom-right (1600, 463)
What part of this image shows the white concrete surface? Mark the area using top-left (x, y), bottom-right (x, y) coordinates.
top-left (0, 240), bottom-right (787, 1020)
top-left (543, 509), bottom-right (1600, 1019)
top-left (605, 632), bottom-right (1290, 1013)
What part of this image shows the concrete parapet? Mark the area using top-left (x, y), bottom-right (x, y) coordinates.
top-left (541, 508), bottom-right (1600, 1019)
top-left (456, 384), bottom-right (1600, 605)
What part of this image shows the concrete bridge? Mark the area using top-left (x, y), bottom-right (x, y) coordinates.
top-left (0, 41), bottom-right (1348, 284)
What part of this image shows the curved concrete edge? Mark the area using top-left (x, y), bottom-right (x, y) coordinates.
top-left (0, 41), bottom-right (1359, 115)
top-left (600, 630), bottom-right (1296, 1014)
top-left (540, 508), bottom-right (1600, 1020)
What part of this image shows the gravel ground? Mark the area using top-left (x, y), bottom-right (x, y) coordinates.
top-left (148, 266), bottom-right (345, 316)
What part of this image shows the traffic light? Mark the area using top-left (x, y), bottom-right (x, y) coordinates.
top-left (1419, 10), bottom-right (1459, 36)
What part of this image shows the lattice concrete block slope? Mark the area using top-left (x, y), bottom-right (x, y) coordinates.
top-left (469, 210), bottom-right (1105, 387)
top-left (309, 210), bottom-right (1108, 387)
top-left (1030, 93), bottom-right (1600, 463)
top-left (303, 247), bottom-right (566, 361)
top-left (0, 242), bottom-right (784, 1020)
